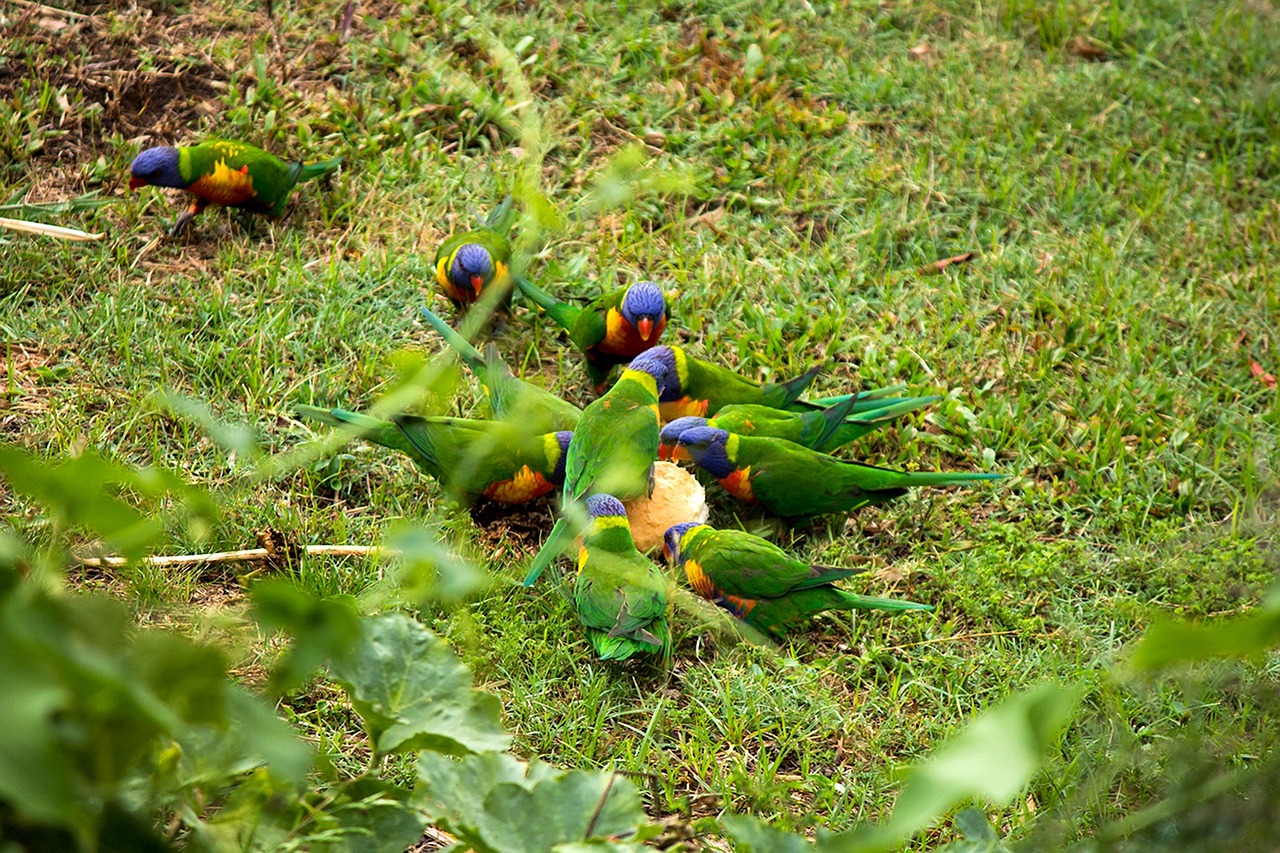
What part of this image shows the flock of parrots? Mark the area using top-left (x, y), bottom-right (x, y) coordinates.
top-left (128, 138), bottom-right (1001, 666)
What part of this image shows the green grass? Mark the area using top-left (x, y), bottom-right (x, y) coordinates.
top-left (3, 0), bottom-right (1279, 847)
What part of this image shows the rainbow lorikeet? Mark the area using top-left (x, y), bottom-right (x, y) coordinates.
top-left (573, 494), bottom-right (672, 664)
top-left (673, 426), bottom-right (1001, 524)
top-left (515, 278), bottom-right (668, 392)
top-left (420, 306), bottom-right (581, 435)
top-left (434, 197), bottom-right (518, 313)
top-left (658, 392), bottom-right (941, 460)
top-left (128, 139), bottom-right (341, 236)
top-left (662, 522), bottom-right (931, 637)
top-left (522, 348), bottom-right (670, 586)
top-left (630, 345), bottom-right (906, 423)
top-left (295, 405), bottom-right (571, 506)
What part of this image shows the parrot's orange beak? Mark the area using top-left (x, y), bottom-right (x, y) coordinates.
top-left (470, 274), bottom-right (484, 295)
top-left (638, 317), bottom-right (654, 341)
top-left (668, 445), bottom-right (691, 463)
top-left (662, 543), bottom-right (672, 563)
top-left (128, 176), bottom-right (145, 190)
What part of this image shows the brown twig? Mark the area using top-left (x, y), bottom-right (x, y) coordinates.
top-left (76, 544), bottom-right (398, 569)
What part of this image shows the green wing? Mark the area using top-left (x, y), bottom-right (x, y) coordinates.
top-left (563, 373), bottom-right (659, 500)
top-left (692, 528), bottom-right (860, 598)
top-left (574, 548), bottom-right (670, 662)
top-left (184, 139), bottom-right (298, 213)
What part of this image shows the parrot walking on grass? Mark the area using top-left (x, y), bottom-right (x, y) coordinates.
top-left (658, 391), bottom-right (940, 460)
top-left (435, 197), bottom-right (518, 314)
top-left (129, 139), bottom-right (341, 236)
top-left (629, 345), bottom-right (910, 423)
top-left (573, 495), bottom-right (672, 664)
top-left (673, 426), bottom-right (1002, 524)
top-left (662, 522), bottom-right (931, 636)
top-left (420, 306), bottom-right (581, 434)
top-left (294, 405), bottom-right (571, 506)
top-left (522, 347), bottom-right (671, 586)
top-left (515, 278), bottom-right (668, 392)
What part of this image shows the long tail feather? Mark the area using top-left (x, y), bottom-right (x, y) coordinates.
top-left (297, 156), bottom-right (343, 181)
top-left (523, 516), bottom-right (572, 586)
top-left (832, 590), bottom-right (934, 612)
top-left (811, 395), bottom-right (860, 453)
top-left (774, 364), bottom-right (823, 407)
top-left (420, 306), bottom-right (486, 375)
top-left (294, 404), bottom-right (385, 434)
top-left (513, 275), bottom-right (578, 329)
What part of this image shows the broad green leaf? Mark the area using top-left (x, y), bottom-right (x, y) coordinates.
top-left (477, 771), bottom-right (646, 853)
top-left (417, 751), bottom-right (561, 831)
top-left (330, 613), bottom-right (510, 757)
top-left (131, 631), bottom-right (230, 725)
top-left (0, 630), bottom-right (78, 825)
top-left (417, 754), bottom-right (647, 853)
top-left (383, 524), bottom-right (487, 605)
top-left (310, 778), bottom-right (427, 853)
top-left (1130, 605), bottom-right (1280, 669)
top-left (250, 580), bottom-right (362, 694)
top-left (721, 814), bottom-right (815, 851)
top-left (885, 683), bottom-right (1080, 837)
top-left (937, 808), bottom-right (1006, 853)
top-left (0, 443), bottom-right (217, 560)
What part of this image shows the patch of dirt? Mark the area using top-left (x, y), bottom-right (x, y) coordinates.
top-left (0, 6), bottom-right (236, 169)
top-left (469, 493), bottom-right (557, 558)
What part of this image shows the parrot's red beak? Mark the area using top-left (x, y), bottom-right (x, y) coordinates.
top-left (657, 442), bottom-right (672, 461)
top-left (662, 543), bottom-right (672, 563)
top-left (470, 274), bottom-right (484, 295)
top-left (128, 176), bottom-right (145, 190)
top-left (638, 317), bottom-right (654, 341)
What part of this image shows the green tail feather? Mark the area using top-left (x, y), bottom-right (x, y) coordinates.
top-left (513, 275), bottom-right (580, 329)
top-left (745, 587), bottom-right (931, 636)
top-left (294, 404), bottom-right (436, 474)
top-left (297, 156), bottom-right (343, 181)
top-left (811, 396), bottom-right (860, 453)
top-left (789, 564), bottom-right (868, 591)
top-left (523, 516), bottom-right (572, 586)
top-left (774, 365), bottom-right (822, 407)
top-left (892, 471), bottom-right (1003, 487)
top-left (817, 395), bottom-right (943, 452)
top-left (420, 306), bottom-right (486, 375)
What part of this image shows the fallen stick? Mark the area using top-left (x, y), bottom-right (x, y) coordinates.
top-left (0, 216), bottom-right (104, 241)
top-left (77, 544), bottom-right (399, 569)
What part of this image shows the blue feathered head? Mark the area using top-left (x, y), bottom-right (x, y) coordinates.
top-left (620, 281), bottom-right (666, 341)
top-left (584, 493), bottom-right (628, 519)
top-left (129, 146), bottom-right (184, 189)
top-left (450, 243), bottom-right (494, 295)
top-left (662, 521), bottom-right (703, 565)
top-left (627, 346), bottom-right (679, 398)
top-left (675, 425), bottom-right (733, 477)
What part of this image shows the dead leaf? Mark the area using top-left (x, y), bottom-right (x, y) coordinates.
top-left (918, 251), bottom-right (977, 275)
top-left (1250, 360), bottom-right (1277, 389)
top-left (908, 42), bottom-right (935, 62)
top-left (1234, 329), bottom-right (1248, 351)
top-left (683, 206), bottom-right (726, 232)
top-left (37, 16), bottom-right (69, 31)
top-left (1067, 35), bottom-right (1109, 61)
top-left (1035, 251), bottom-right (1054, 274)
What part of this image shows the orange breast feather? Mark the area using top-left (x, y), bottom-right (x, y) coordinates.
top-left (188, 160), bottom-right (257, 206)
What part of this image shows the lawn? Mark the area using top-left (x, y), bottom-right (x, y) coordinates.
top-left (2, 0), bottom-right (1279, 849)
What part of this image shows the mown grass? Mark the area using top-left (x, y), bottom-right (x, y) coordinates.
top-left (2, 0), bottom-right (1279, 847)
